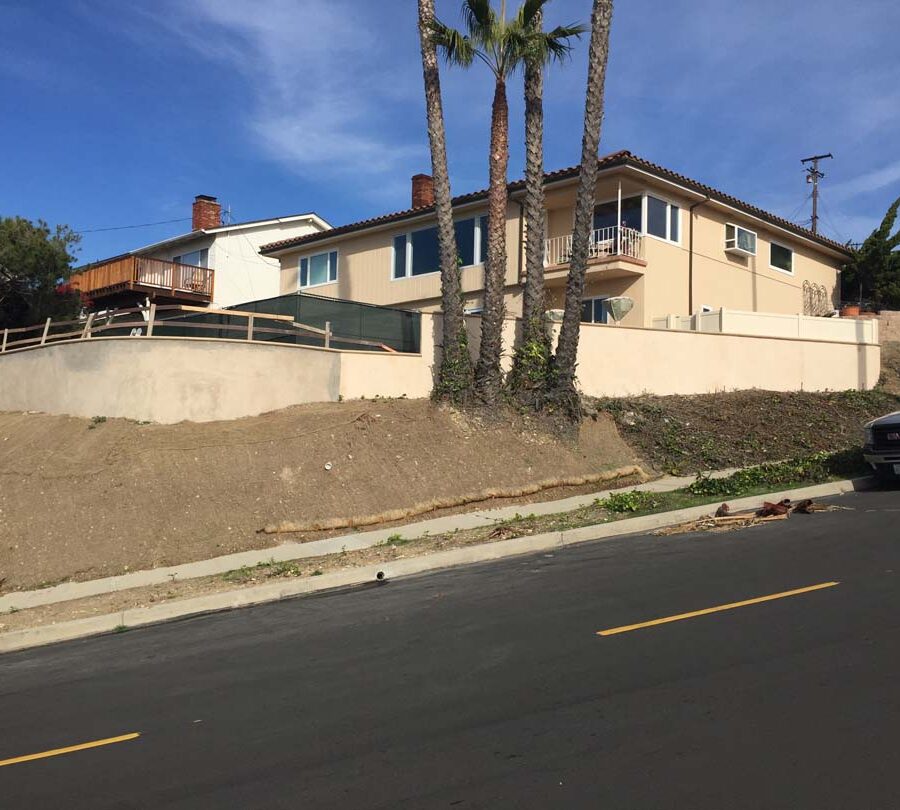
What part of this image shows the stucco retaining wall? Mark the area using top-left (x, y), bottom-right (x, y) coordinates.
top-left (0, 315), bottom-right (881, 424)
top-left (564, 321), bottom-right (880, 396)
top-left (0, 338), bottom-right (341, 423)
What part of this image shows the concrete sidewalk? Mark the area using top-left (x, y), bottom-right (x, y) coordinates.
top-left (0, 468), bottom-right (741, 614)
top-left (0, 476), bottom-right (871, 654)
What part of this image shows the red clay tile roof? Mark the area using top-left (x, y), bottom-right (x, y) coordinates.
top-left (259, 150), bottom-right (851, 257)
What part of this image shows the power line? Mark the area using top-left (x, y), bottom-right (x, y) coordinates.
top-left (784, 191), bottom-right (813, 225)
top-left (75, 217), bottom-right (191, 235)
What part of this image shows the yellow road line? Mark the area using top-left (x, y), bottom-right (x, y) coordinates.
top-left (597, 581), bottom-right (840, 636)
top-left (0, 733), bottom-right (140, 768)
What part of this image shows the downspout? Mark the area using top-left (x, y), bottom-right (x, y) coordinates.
top-left (688, 195), bottom-right (711, 314)
top-left (516, 198), bottom-right (525, 285)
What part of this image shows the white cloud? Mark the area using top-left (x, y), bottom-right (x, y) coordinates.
top-left (829, 159), bottom-right (900, 203)
top-left (114, 0), bottom-right (426, 199)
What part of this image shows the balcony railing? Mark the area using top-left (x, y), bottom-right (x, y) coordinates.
top-left (544, 226), bottom-right (644, 268)
top-left (71, 256), bottom-right (214, 300)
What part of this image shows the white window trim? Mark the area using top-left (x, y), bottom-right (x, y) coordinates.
top-left (173, 247), bottom-right (209, 268)
top-left (768, 240), bottom-right (795, 275)
top-left (724, 222), bottom-right (757, 257)
top-left (588, 192), bottom-right (680, 245)
top-left (299, 249), bottom-right (339, 289)
top-left (391, 215), bottom-right (487, 281)
top-left (644, 193), bottom-right (682, 246)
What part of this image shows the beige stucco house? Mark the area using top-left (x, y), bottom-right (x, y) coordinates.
top-left (260, 151), bottom-right (851, 328)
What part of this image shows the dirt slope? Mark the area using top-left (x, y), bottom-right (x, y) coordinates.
top-left (596, 388), bottom-right (900, 475)
top-left (0, 400), bottom-right (640, 591)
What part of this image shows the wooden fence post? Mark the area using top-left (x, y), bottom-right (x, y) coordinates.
top-left (146, 304), bottom-right (156, 337)
top-left (1, 328), bottom-right (7, 353)
top-left (247, 314), bottom-right (255, 341)
top-left (81, 313), bottom-right (95, 340)
top-left (324, 321), bottom-right (332, 349)
top-left (40, 318), bottom-right (51, 345)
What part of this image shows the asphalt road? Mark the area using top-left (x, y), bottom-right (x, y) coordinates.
top-left (2, 488), bottom-right (899, 809)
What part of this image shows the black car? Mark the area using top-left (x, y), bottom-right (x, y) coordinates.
top-left (863, 411), bottom-right (900, 481)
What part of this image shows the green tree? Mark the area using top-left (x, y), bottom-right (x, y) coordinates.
top-left (433, 0), bottom-right (581, 406)
top-left (508, 2), bottom-right (584, 405)
top-left (842, 196), bottom-right (900, 308)
top-left (0, 217), bottom-right (82, 329)
top-left (550, 0), bottom-right (614, 420)
top-left (418, 0), bottom-right (474, 403)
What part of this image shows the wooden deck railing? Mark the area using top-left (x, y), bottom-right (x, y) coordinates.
top-left (70, 257), bottom-right (214, 298)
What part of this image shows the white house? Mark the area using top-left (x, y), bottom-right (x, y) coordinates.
top-left (72, 195), bottom-right (331, 310)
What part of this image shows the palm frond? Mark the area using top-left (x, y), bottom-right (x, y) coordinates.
top-left (518, 0), bottom-right (549, 29)
top-left (543, 23), bottom-right (587, 60)
top-left (462, 0), bottom-right (495, 40)
top-left (431, 19), bottom-right (477, 67)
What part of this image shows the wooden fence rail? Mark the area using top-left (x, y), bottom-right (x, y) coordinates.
top-left (0, 306), bottom-right (397, 354)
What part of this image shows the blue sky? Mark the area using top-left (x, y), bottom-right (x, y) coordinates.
top-left (1, 0), bottom-right (898, 264)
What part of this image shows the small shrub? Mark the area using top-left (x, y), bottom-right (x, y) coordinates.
top-left (597, 490), bottom-right (660, 513)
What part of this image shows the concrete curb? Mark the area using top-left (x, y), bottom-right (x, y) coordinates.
top-left (0, 468), bottom-right (746, 614)
top-left (0, 476), bottom-right (870, 655)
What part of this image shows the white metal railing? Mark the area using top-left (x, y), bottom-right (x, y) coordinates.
top-left (543, 226), bottom-right (644, 268)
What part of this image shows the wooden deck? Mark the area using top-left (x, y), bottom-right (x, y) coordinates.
top-left (71, 257), bottom-right (214, 304)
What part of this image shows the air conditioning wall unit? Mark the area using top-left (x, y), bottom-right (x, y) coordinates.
top-left (724, 223), bottom-right (757, 257)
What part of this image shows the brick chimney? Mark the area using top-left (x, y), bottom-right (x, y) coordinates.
top-left (192, 195), bottom-right (221, 230)
top-left (411, 174), bottom-right (435, 208)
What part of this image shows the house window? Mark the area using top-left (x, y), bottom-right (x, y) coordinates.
top-left (393, 215), bottom-right (488, 279)
top-left (646, 195), bottom-right (680, 242)
top-left (593, 194), bottom-right (678, 242)
top-left (770, 242), bottom-right (793, 274)
top-left (173, 248), bottom-right (208, 267)
top-left (299, 250), bottom-right (338, 288)
top-left (594, 196), bottom-right (642, 232)
top-left (724, 223), bottom-right (757, 256)
top-left (581, 297), bottom-right (609, 324)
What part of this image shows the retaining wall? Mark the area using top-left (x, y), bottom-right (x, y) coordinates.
top-left (0, 315), bottom-right (882, 424)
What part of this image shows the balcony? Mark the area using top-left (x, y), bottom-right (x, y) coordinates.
top-left (71, 256), bottom-right (214, 304)
top-left (543, 226), bottom-right (645, 274)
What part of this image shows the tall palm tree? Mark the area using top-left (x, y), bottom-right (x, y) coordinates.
top-left (508, 2), bottom-right (584, 403)
top-left (550, 0), bottom-right (614, 419)
top-left (432, 0), bottom-right (515, 405)
top-left (418, 0), bottom-right (473, 403)
top-left (433, 0), bottom-right (582, 405)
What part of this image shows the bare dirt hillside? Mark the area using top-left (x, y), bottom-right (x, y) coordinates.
top-left (0, 400), bottom-right (641, 591)
top-left (596, 387), bottom-right (900, 475)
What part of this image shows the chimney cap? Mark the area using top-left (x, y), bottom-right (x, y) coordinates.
top-left (194, 194), bottom-right (218, 202)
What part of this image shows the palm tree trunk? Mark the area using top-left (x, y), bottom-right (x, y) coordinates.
top-left (474, 77), bottom-right (510, 405)
top-left (509, 7), bottom-right (551, 402)
top-left (417, 0), bottom-right (472, 402)
top-left (551, 0), bottom-right (614, 418)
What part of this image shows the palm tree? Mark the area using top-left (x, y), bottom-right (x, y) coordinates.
top-left (550, 0), bottom-right (614, 419)
top-left (508, 2), bottom-right (584, 404)
top-left (418, 0), bottom-right (473, 403)
top-left (433, 1), bottom-right (580, 405)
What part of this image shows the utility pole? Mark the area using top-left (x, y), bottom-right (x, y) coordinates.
top-left (801, 153), bottom-right (832, 234)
